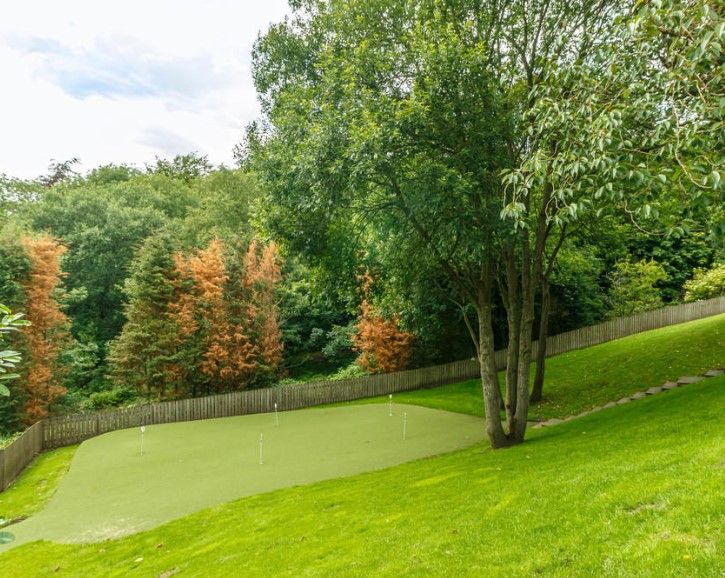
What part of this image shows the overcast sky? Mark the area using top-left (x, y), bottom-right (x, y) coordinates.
top-left (0, 0), bottom-right (291, 180)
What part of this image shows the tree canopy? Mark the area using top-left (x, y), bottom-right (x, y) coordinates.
top-left (250, 0), bottom-right (722, 447)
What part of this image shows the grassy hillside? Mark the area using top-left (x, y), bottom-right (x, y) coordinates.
top-left (0, 314), bottom-right (723, 576)
top-left (362, 313), bottom-right (725, 420)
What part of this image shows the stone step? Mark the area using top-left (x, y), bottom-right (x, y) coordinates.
top-left (678, 376), bottom-right (705, 385)
top-left (603, 401), bottom-right (617, 409)
top-left (662, 382), bottom-right (679, 390)
top-left (704, 369), bottom-right (724, 377)
top-left (543, 418), bottom-right (564, 427)
top-left (646, 386), bottom-right (663, 395)
top-left (616, 397), bottom-right (631, 405)
top-left (630, 392), bottom-right (647, 400)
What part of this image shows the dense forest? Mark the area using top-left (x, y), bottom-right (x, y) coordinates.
top-left (0, 0), bottom-right (722, 447)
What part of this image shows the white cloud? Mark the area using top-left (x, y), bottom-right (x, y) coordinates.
top-left (0, 0), bottom-right (291, 179)
top-left (15, 34), bottom-right (230, 103)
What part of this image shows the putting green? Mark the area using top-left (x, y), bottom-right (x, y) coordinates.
top-left (2, 403), bottom-right (483, 549)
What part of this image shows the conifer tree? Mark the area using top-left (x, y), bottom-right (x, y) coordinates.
top-left (172, 238), bottom-right (258, 395)
top-left (21, 235), bottom-right (70, 422)
top-left (352, 273), bottom-right (414, 374)
top-left (108, 234), bottom-right (180, 399)
top-left (244, 240), bottom-right (284, 382)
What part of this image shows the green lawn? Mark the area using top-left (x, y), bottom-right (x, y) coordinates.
top-left (0, 313), bottom-right (723, 576)
top-left (0, 446), bottom-right (76, 525)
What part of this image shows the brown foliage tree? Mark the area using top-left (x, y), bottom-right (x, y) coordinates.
top-left (244, 240), bottom-right (284, 376)
top-left (352, 273), bottom-right (414, 374)
top-left (20, 235), bottom-right (70, 423)
top-left (171, 238), bottom-right (258, 394)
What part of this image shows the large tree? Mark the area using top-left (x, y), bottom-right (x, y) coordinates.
top-left (250, 0), bottom-right (624, 447)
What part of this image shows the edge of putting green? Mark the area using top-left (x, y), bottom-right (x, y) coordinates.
top-left (1, 403), bottom-right (484, 550)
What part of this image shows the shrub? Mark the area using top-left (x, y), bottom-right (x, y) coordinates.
top-left (80, 387), bottom-right (138, 411)
top-left (684, 263), bottom-right (725, 302)
top-left (607, 258), bottom-right (667, 318)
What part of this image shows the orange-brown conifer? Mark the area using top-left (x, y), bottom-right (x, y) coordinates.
top-left (20, 235), bottom-right (70, 422)
top-left (352, 272), bottom-right (414, 374)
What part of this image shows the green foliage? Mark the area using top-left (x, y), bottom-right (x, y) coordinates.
top-left (6, 161), bottom-right (263, 400)
top-left (79, 387), bottom-right (138, 411)
top-left (0, 304), bottom-right (30, 396)
top-left (145, 152), bottom-right (213, 183)
top-left (84, 164), bottom-right (140, 186)
top-left (273, 256), bottom-right (352, 360)
top-left (0, 231), bottom-right (31, 308)
top-left (548, 246), bottom-right (607, 333)
top-left (28, 179), bottom-right (175, 349)
top-left (505, 0), bottom-right (723, 231)
top-left (626, 231), bottom-right (715, 303)
top-left (252, 0), bottom-right (599, 444)
top-left (106, 232), bottom-right (181, 400)
top-left (321, 322), bottom-right (356, 363)
top-left (0, 176), bottom-right (41, 218)
top-left (58, 340), bottom-right (106, 392)
top-left (684, 263), bottom-right (725, 302)
top-left (607, 259), bottom-right (667, 318)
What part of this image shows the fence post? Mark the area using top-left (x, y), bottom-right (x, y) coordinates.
top-left (0, 447), bottom-right (5, 491)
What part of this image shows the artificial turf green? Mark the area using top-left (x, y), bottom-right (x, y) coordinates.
top-left (1, 376), bottom-right (723, 576)
top-left (0, 404), bottom-right (483, 549)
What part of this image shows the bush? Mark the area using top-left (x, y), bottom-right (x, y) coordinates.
top-left (322, 323), bottom-right (356, 362)
top-left (607, 258), bottom-right (667, 318)
top-left (328, 361), bottom-right (367, 380)
top-left (80, 387), bottom-right (138, 411)
top-left (684, 263), bottom-right (725, 302)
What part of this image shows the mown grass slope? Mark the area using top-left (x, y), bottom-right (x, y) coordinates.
top-left (0, 314), bottom-right (723, 576)
top-left (361, 313), bottom-right (725, 420)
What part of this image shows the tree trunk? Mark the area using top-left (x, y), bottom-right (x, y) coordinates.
top-left (474, 279), bottom-right (511, 449)
top-left (502, 247), bottom-right (521, 435)
top-left (530, 275), bottom-right (550, 404)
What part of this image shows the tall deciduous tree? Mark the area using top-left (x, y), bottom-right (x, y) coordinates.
top-left (250, 0), bottom-right (622, 447)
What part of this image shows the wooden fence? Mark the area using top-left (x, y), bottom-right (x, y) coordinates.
top-left (41, 358), bottom-right (480, 449)
top-left (533, 296), bottom-right (725, 359)
top-left (1, 295), bottom-right (724, 490)
top-left (0, 421), bottom-right (44, 491)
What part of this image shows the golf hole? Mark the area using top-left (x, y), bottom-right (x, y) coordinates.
top-left (0, 531), bottom-right (15, 544)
